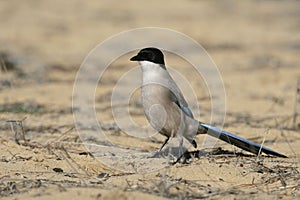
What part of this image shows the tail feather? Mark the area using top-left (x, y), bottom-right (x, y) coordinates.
top-left (200, 123), bottom-right (287, 158)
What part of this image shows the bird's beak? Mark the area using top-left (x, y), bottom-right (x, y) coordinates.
top-left (130, 55), bottom-right (139, 61)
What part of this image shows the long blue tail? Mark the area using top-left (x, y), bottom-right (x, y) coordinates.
top-left (200, 123), bottom-right (287, 158)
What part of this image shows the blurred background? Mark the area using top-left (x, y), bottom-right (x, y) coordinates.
top-left (1, 0), bottom-right (299, 70)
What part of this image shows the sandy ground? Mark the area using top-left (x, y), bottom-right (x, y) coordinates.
top-left (0, 0), bottom-right (300, 199)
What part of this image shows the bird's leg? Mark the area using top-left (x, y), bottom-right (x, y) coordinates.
top-left (178, 136), bottom-right (184, 157)
top-left (159, 137), bottom-right (170, 152)
top-left (171, 140), bottom-right (190, 165)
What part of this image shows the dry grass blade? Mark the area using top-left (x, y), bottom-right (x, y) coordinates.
top-left (293, 77), bottom-right (300, 129)
top-left (7, 117), bottom-right (28, 145)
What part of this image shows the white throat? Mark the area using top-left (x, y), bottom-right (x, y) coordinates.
top-left (139, 61), bottom-right (167, 83)
top-left (139, 61), bottom-right (162, 71)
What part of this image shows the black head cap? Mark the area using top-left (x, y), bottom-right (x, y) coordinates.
top-left (130, 47), bottom-right (165, 65)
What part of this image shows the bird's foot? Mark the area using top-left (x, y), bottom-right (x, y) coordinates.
top-left (171, 150), bottom-right (194, 165)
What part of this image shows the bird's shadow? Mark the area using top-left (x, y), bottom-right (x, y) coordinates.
top-left (174, 147), bottom-right (275, 164)
top-left (148, 146), bottom-right (277, 165)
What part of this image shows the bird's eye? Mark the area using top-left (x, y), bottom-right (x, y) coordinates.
top-left (146, 52), bottom-right (154, 58)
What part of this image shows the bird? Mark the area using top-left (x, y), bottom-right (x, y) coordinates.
top-left (130, 47), bottom-right (287, 158)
